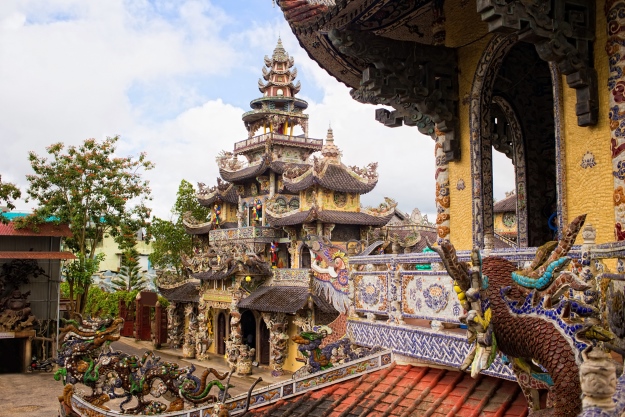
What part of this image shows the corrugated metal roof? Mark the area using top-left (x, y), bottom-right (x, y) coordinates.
top-left (0, 222), bottom-right (72, 237)
top-left (0, 251), bottom-right (76, 259)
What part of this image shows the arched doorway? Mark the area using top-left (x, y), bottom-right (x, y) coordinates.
top-left (470, 34), bottom-right (561, 248)
top-left (217, 312), bottom-right (227, 355)
top-left (300, 245), bottom-right (311, 268)
top-left (259, 320), bottom-right (270, 366)
top-left (241, 310), bottom-right (256, 351)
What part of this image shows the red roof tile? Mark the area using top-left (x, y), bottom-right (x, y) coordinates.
top-left (0, 222), bottom-right (72, 237)
top-left (0, 251), bottom-right (76, 259)
top-left (243, 364), bottom-right (528, 417)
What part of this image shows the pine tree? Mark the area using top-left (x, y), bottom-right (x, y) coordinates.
top-left (111, 248), bottom-right (148, 292)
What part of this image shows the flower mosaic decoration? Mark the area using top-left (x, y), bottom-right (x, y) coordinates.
top-left (580, 151), bottom-right (596, 169)
top-left (423, 283), bottom-right (449, 313)
top-left (456, 178), bottom-right (465, 190)
top-left (360, 280), bottom-right (382, 305)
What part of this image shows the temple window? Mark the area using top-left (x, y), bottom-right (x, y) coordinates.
top-left (277, 88), bottom-right (284, 96)
top-left (300, 245), bottom-right (311, 268)
top-left (288, 197), bottom-right (300, 210)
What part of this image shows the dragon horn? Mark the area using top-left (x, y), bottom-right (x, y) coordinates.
top-left (427, 238), bottom-right (471, 291)
top-left (544, 214), bottom-right (587, 265)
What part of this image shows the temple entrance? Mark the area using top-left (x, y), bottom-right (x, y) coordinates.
top-left (217, 312), bottom-right (226, 356)
top-left (259, 320), bottom-right (270, 366)
top-left (471, 36), bottom-right (559, 248)
top-left (241, 310), bottom-right (256, 352)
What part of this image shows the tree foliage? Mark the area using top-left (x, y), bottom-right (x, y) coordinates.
top-left (149, 180), bottom-right (209, 278)
top-left (0, 176), bottom-right (21, 223)
top-left (17, 136), bottom-right (154, 314)
top-left (111, 248), bottom-right (148, 292)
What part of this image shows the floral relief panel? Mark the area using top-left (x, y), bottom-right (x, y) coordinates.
top-left (401, 273), bottom-right (461, 322)
top-left (354, 274), bottom-right (388, 313)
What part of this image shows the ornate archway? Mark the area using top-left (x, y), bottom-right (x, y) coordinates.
top-left (470, 34), bottom-right (564, 248)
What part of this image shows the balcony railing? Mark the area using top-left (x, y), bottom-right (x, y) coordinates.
top-left (233, 133), bottom-right (323, 153)
top-left (208, 226), bottom-right (284, 243)
top-left (272, 268), bottom-right (310, 283)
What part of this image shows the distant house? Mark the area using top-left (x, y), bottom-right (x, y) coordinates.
top-left (0, 218), bottom-right (73, 373)
top-left (96, 230), bottom-right (153, 273)
top-left (493, 192), bottom-right (518, 244)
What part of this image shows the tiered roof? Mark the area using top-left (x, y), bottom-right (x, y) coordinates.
top-left (282, 128), bottom-right (378, 194)
top-left (257, 37), bottom-right (302, 98)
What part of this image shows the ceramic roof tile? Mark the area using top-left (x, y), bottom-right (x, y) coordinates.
top-left (238, 285), bottom-right (336, 314)
top-left (244, 365), bottom-right (527, 417)
top-left (219, 161), bottom-right (269, 182)
top-left (493, 193), bottom-right (517, 213)
top-left (267, 208), bottom-right (394, 227)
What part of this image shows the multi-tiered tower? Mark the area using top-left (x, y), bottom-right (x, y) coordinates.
top-left (169, 39), bottom-right (396, 377)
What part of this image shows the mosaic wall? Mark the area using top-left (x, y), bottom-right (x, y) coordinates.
top-left (347, 320), bottom-right (515, 381)
top-left (208, 226), bottom-right (282, 243)
top-left (353, 271), bottom-right (461, 323)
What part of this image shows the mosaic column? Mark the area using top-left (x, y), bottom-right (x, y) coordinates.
top-left (606, 1), bottom-right (625, 240)
top-left (435, 130), bottom-right (451, 242)
top-left (261, 312), bottom-right (289, 377)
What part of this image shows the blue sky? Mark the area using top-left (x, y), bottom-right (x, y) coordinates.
top-left (0, 0), bottom-right (515, 221)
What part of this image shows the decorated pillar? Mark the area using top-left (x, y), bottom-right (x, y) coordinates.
top-left (195, 299), bottom-right (213, 360)
top-left (607, 1), bottom-right (625, 240)
top-left (261, 312), bottom-right (289, 376)
top-left (166, 302), bottom-right (183, 349)
top-left (182, 303), bottom-right (196, 358)
top-left (435, 130), bottom-right (451, 243)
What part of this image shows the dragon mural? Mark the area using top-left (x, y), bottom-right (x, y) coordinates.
top-left (430, 214), bottom-right (618, 417)
top-left (304, 235), bottom-right (350, 314)
top-left (56, 316), bottom-right (230, 415)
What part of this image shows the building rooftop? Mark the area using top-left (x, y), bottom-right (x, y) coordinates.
top-left (243, 363), bottom-right (528, 417)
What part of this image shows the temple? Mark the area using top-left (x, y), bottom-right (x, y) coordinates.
top-left (58, 2), bottom-right (625, 416)
top-left (161, 39), bottom-right (397, 376)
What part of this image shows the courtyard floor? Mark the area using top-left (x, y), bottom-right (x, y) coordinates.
top-left (0, 337), bottom-right (291, 417)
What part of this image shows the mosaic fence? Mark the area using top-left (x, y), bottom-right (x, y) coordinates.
top-left (353, 271), bottom-right (462, 322)
top-left (227, 349), bottom-right (393, 415)
top-left (209, 226), bottom-right (283, 243)
top-left (350, 247), bottom-right (571, 323)
top-left (272, 268), bottom-right (310, 283)
top-left (64, 350), bottom-right (393, 417)
top-left (347, 320), bottom-right (515, 381)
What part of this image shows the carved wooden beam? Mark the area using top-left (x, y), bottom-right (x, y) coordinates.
top-left (477, 0), bottom-right (598, 126)
top-left (328, 28), bottom-right (460, 161)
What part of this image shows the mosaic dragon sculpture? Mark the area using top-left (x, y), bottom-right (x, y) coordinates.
top-left (56, 316), bottom-right (230, 414)
top-left (430, 214), bottom-right (615, 417)
top-left (291, 327), bottom-right (382, 377)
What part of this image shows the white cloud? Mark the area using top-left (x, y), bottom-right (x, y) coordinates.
top-left (1, 0), bottom-right (440, 220)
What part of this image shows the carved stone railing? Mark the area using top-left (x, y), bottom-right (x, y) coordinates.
top-left (209, 226), bottom-right (285, 244)
top-left (350, 247), bottom-right (554, 323)
top-left (233, 132), bottom-right (323, 152)
top-left (272, 268), bottom-right (310, 285)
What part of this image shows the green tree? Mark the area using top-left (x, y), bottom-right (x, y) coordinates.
top-left (149, 180), bottom-right (210, 278)
top-left (111, 248), bottom-right (148, 292)
top-left (0, 176), bottom-right (21, 223)
top-left (17, 136), bottom-right (154, 314)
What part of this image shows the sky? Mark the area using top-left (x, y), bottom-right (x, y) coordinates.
top-left (0, 0), bottom-right (515, 222)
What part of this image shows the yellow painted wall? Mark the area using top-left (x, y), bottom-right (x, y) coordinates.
top-left (445, 1), bottom-right (492, 250)
top-left (562, 0), bottom-right (614, 245)
top-left (97, 234), bottom-right (152, 272)
top-left (443, 1), bottom-right (614, 248)
top-left (281, 316), bottom-right (304, 373)
top-left (493, 213), bottom-right (517, 236)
